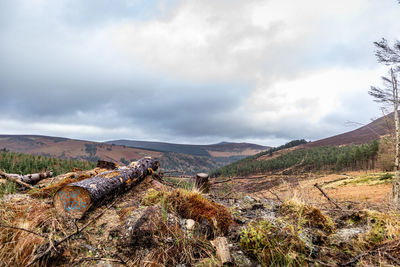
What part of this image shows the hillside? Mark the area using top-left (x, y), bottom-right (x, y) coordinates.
top-left (304, 113), bottom-right (393, 147)
top-left (105, 140), bottom-right (269, 157)
top-left (212, 114), bottom-right (394, 177)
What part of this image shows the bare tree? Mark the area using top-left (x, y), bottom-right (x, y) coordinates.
top-left (374, 38), bottom-right (400, 65)
top-left (369, 40), bottom-right (400, 202)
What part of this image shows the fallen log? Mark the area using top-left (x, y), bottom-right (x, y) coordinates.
top-left (53, 157), bottom-right (159, 219)
top-left (0, 170), bottom-right (53, 186)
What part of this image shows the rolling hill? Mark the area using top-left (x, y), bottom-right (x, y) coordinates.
top-left (0, 135), bottom-right (269, 175)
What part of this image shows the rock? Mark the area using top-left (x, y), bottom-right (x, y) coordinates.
top-left (117, 205), bottom-right (163, 248)
top-left (243, 195), bottom-right (255, 203)
top-left (333, 227), bottom-right (365, 243)
top-left (186, 219), bottom-right (195, 231)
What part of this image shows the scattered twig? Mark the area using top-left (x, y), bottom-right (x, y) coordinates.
top-left (152, 173), bottom-right (179, 188)
top-left (0, 224), bottom-right (47, 238)
top-left (267, 189), bottom-right (283, 203)
top-left (384, 252), bottom-right (400, 265)
top-left (339, 251), bottom-right (369, 266)
top-left (72, 256), bottom-right (125, 266)
top-left (27, 200), bottom-right (117, 266)
top-left (0, 170), bottom-right (34, 189)
top-left (162, 170), bottom-right (183, 174)
top-left (314, 183), bottom-right (343, 210)
top-left (212, 178), bottom-right (232, 185)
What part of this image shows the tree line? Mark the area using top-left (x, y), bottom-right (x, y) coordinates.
top-left (0, 149), bottom-right (97, 176)
top-left (211, 141), bottom-right (379, 177)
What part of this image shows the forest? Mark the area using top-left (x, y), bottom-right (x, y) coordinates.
top-left (0, 149), bottom-right (97, 176)
top-left (211, 140), bottom-right (380, 177)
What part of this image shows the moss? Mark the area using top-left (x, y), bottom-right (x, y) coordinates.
top-left (240, 220), bottom-right (307, 266)
top-left (141, 188), bottom-right (232, 235)
top-left (280, 199), bottom-right (335, 234)
top-left (361, 210), bottom-right (400, 247)
top-left (165, 189), bottom-right (232, 235)
top-left (0, 181), bottom-right (16, 198)
top-left (141, 188), bottom-right (165, 206)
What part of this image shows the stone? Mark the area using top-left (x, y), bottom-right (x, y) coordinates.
top-left (186, 219), bottom-right (195, 231)
top-left (117, 205), bottom-right (163, 248)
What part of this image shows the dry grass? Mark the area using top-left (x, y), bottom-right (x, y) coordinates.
top-left (0, 194), bottom-right (60, 266)
top-left (136, 221), bottom-right (215, 266)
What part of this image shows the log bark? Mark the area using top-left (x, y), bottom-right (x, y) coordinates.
top-left (210, 237), bottom-right (232, 266)
top-left (53, 157), bottom-right (159, 219)
top-left (96, 160), bottom-right (118, 170)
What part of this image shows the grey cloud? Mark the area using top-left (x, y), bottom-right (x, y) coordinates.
top-left (0, 0), bottom-right (400, 146)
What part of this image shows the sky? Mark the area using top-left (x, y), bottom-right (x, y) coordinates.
top-left (1, 0), bottom-right (400, 146)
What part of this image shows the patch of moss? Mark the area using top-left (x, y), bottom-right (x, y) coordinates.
top-left (141, 188), bottom-right (165, 206)
top-left (361, 210), bottom-right (400, 247)
top-left (141, 188), bottom-right (232, 235)
top-left (240, 220), bottom-right (307, 266)
top-left (280, 199), bottom-right (335, 234)
top-left (0, 181), bottom-right (16, 198)
top-left (324, 173), bottom-right (393, 188)
top-left (165, 189), bottom-right (233, 235)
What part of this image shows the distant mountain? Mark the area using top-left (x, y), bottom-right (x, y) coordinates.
top-left (0, 135), bottom-right (269, 175)
top-left (105, 139), bottom-right (270, 158)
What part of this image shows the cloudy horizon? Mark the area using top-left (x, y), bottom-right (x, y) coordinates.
top-left (1, 0), bottom-right (400, 146)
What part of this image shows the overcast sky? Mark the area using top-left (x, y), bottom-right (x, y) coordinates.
top-left (1, 0), bottom-right (400, 146)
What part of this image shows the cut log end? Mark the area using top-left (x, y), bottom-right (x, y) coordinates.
top-left (53, 186), bottom-right (91, 219)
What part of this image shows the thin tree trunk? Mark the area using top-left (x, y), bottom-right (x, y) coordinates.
top-left (0, 170), bottom-right (53, 185)
top-left (392, 67), bottom-right (400, 203)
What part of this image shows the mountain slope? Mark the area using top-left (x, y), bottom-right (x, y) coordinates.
top-left (305, 114), bottom-right (393, 148)
top-left (105, 139), bottom-right (270, 158)
top-left (212, 114), bottom-right (394, 177)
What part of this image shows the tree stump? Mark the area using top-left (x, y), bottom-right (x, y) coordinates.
top-left (53, 157), bottom-right (159, 219)
top-left (195, 173), bottom-right (210, 193)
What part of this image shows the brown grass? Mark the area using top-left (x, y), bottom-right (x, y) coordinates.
top-left (0, 194), bottom-right (58, 266)
top-left (137, 221), bottom-right (215, 266)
